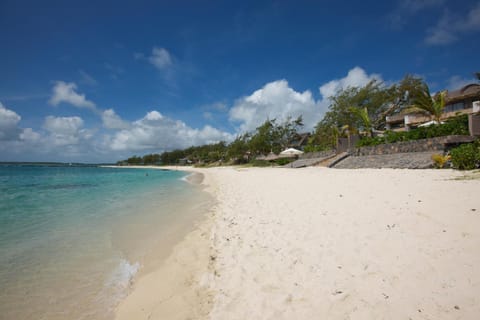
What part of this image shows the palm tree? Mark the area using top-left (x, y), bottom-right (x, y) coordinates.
top-left (350, 106), bottom-right (372, 137)
top-left (408, 83), bottom-right (446, 124)
top-left (329, 125), bottom-right (340, 150)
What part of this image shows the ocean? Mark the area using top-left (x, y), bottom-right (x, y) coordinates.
top-left (0, 164), bottom-right (211, 320)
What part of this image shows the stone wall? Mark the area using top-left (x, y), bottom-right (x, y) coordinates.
top-left (353, 135), bottom-right (474, 156)
top-left (299, 149), bottom-right (335, 159)
top-left (333, 152), bottom-right (438, 169)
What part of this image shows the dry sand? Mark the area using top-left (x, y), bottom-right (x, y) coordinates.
top-left (116, 167), bottom-right (480, 320)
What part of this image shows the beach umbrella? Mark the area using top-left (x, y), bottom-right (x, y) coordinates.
top-left (280, 148), bottom-right (304, 156)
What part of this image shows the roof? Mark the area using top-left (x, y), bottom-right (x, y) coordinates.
top-left (445, 83), bottom-right (480, 103)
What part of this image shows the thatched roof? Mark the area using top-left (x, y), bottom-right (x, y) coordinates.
top-left (446, 84), bottom-right (480, 103)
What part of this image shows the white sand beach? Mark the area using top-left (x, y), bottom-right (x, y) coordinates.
top-left (116, 167), bottom-right (480, 320)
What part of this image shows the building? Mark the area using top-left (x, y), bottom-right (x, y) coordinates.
top-left (386, 83), bottom-right (480, 131)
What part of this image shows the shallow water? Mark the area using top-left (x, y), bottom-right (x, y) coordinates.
top-left (0, 165), bottom-right (211, 320)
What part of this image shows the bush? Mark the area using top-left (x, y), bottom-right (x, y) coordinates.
top-left (303, 144), bottom-right (329, 152)
top-left (249, 159), bottom-right (272, 167)
top-left (450, 142), bottom-right (480, 170)
top-left (275, 158), bottom-right (294, 166)
top-left (356, 115), bottom-right (469, 147)
top-left (431, 153), bottom-right (450, 169)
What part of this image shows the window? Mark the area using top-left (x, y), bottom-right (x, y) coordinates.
top-left (444, 102), bottom-right (465, 113)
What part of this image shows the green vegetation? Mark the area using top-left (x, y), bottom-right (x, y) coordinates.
top-left (405, 82), bottom-right (446, 124)
top-left (306, 75), bottom-right (433, 151)
top-left (431, 154), bottom-right (450, 169)
top-left (117, 117), bottom-right (305, 166)
top-left (450, 141), bottom-right (480, 170)
top-left (118, 74), bottom-right (475, 170)
top-left (356, 115), bottom-right (469, 147)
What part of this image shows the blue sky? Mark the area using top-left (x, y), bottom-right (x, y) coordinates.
top-left (1, 0), bottom-right (479, 162)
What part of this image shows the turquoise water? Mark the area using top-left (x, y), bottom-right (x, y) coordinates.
top-left (0, 165), bottom-right (210, 320)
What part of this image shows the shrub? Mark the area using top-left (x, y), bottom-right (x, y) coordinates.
top-left (249, 159), bottom-right (271, 167)
top-left (356, 115), bottom-right (469, 147)
top-left (431, 153), bottom-right (450, 169)
top-left (450, 142), bottom-right (480, 170)
top-left (275, 158), bottom-right (294, 166)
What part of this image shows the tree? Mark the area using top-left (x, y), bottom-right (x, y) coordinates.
top-left (228, 134), bottom-right (250, 163)
top-left (277, 116), bottom-right (304, 149)
top-left (407, 82), bottom-right (447, 123)
top-left (126, 155), bottom-right (143, 165)
top-left (249, 119), bottom-right (278, 155)
top-left (349, 106), bottom-right (372, 137)
top-left (247, 117), bottom-right (304, 155)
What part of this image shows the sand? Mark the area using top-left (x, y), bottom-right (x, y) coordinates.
top-left (115, 167), bottom-right (480, 320)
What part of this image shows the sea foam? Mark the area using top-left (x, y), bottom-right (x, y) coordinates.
top-left (106, 259), bottom-right (140, 290)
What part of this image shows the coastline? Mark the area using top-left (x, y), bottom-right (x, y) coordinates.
top-left (115, 166), bottom-right (480, 319)
top-left (114, 166), bottom-right (217, 320)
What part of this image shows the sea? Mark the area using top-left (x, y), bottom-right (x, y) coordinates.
top-left (0, 164), bottom-right (212, 320)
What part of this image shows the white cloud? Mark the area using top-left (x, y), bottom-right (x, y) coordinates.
top-left (44, 116), bottom-right (84, 135)
top-left (229, 80), bottom-right (319, 132)
top-left (43, 116), bottom-right (88, 146)
top-left (19, 128), bottom-right (41, 142)
top-left (49, 81), bottom-right (96, 109)
top-left (0, 102), bottom-right (22, 140)
top-left (228, 67), bottom-right (383, 133)
top-left (2, 67), bottom-right (387, 162)
top-left (319, 66), bottom-right (382, 98)
top-left (148, 47), bottom-right (173, 70)
top-left (144, 110), bottom-right (163, 121)
top-left (425, 3), bottom-right (480, 45)
top-left (102, 109), bottom-right (130, 129)
top-left (107, 110), bottom-right (232, 151)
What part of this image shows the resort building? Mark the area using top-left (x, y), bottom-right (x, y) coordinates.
top-left (386, 83), bottom-right (480, 132)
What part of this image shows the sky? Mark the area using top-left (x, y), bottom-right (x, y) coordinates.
top-left (1, 0), bottom-right (479, 163)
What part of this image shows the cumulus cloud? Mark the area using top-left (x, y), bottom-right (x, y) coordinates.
top-left (425, 3), bottom-right (480, 45)
top-left (228, 67), bottom-right (382, 133)
top-left (229, 80), bottom-right (319, 132)
top-left (43, 116), bottom-right (88, 146)
top-left (49, 81), bottom-right (96, 109)
top-left (2, 67), bottom-right (386, 162)
top-left (319, 66), bottom-right (382, 98)
top-left (0, 102), bottom-right (44, 161)
top-left (19, 128), bottom-right (41, 142)
top-left (107, 110), bottom-right (232, 151)
top-left (0, 102), bottom-right (22, 140)
top-left (102, 109), bottom-right (130, 129)
top-left (44, 116), bottom-right (84, 135)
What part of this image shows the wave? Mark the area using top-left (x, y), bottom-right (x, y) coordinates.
top-left (106, 259), bottom-right (140, 290)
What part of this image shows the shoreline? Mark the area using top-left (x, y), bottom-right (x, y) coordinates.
top-left (115, 166), bottom-right (480, 319)
top-left (115, 166), bottom-right (217, 320)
